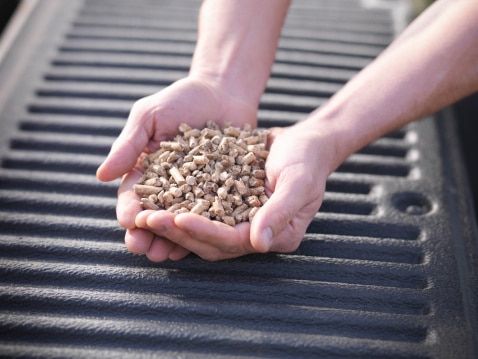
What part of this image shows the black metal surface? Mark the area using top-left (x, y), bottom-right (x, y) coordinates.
top-left (0, 1), bottom-right (20, 36)
top-left (0, 0), bottom-right (477, 358)
top-left (454, 93), bottom-right (478, 216)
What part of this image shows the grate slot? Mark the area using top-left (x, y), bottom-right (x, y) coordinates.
top-left (35, 86), bottom-right (158, 102)
top-left (44, 66), bottom-right (185, 86)
top-left (2, 151), bottom-right (102, 175)
top-left (337, 159), bottom-right (411, 177)
top-left (358, 139), bottom-right (410, 158)
top-left (0, 190), bottom-right (116, 220)
top-left (0, 249), bottom-right (430, 315)
top-left (0, 169), bottom-right (118, 197)
top-left (0, 211), bottom-right (121, 238)
top-left (297, 236), bottom-right (424, 264)
top-left (0, 240), bottom-right (427, 290)
top-left (52, 53), bottom-right (192, 71)
top-left (0, 307), bottom-right (429, 346)
top-left (307, 218), bottom-right (421, 241)
top-left (19, 115), bottom-right (124, 137)
top-left (59, 39), bottom-right (195, 57)
top-left (0, 315), bottom-right (431, 359)
top-left (10, 133), bottom-right (112, 155)
top-left (0, 255), bottom-right (429, 316)
top-left (325, 179), bottom-right (373, 195)
top-left (320, 198), bottom-right (375, 216)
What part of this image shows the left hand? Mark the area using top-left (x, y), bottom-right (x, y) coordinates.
top-left (96, 76), bottom-right (258, 261)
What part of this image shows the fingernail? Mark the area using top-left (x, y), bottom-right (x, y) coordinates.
top-left (261, 227), bottom-right (273, 251)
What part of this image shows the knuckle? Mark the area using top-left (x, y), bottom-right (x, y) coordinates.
top-left (131, 95), bottom-right (151, 110)
top-left (274, 206), bottom-right (294, 231)
top-left (129, 96), bottom-right (155, 121)
top-left (274, 230), bottom-right (303, 254)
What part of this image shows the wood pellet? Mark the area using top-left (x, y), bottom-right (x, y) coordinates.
top-left (134, 121), bottom-right (269, 226)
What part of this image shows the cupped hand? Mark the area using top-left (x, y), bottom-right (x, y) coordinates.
top-left (96, 76), bottom-right (258, 260)
top-left (249, 121), bottom-right (332, 254)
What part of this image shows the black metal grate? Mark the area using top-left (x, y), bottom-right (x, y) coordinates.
top-left (0, 0), bottom-right (477, 358)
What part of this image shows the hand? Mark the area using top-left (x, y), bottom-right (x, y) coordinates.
top-left (249, 121), bottom-right (330, 253)
top-left (96, 76), bottom-right (258, 261)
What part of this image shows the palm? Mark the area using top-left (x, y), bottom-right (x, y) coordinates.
top-left (250, 126), bottom-right (326, 253)
top-left (97, 77), bottom-right (259, 261)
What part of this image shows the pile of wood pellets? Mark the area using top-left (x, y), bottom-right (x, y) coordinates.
top-left (134, 121), bottom-right (269, 226)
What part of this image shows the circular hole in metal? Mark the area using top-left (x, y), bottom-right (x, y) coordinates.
top-left (392, 192), bottom-right (433, 215)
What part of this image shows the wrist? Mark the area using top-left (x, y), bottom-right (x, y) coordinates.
top-left (171, 75), bottom-right (258, 129)
top-left (187, 69), bottom-right (263, 111)
top-left (292, 108), bottom-right (362, 176)
top-left (189, 0), bottom-right (290, 110)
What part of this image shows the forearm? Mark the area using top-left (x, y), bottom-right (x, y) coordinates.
top-left (189, 0), bottom-right (290, 108)
top-left (304, 0), bottom-right (478, 173)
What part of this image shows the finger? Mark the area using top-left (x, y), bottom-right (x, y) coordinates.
top-left (135, 210), bottom-right (191, 261)
top-left (97, 133), bottom-right (149, 182)
top-left (124, 228), bottom-right (154, 254)
top-left (117, 168), bottom-right (144, 229)
top-left (146, 236), bottom-right (176, 262)
top-left (253, 197), bottom-right (321, 254)
top-left (97, 100), bottom-right (154, 182)
top-left (174, 214), bottom-right (254, 260)
top-left (168, 245), bottom-right (191, 261)
top-left (136, 211), bottom-right (200, 255)
top-left (135, 210), bottom-right (175, 236)
top-left (250, 166), bottom-right (320, 253)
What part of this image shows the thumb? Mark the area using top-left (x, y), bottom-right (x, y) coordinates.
top-left (96, 132), bottom-right (146, 182)
top-left (97, 99), bottom-right (154, 182)
top-left (250, 169), bottom-right (312, 253)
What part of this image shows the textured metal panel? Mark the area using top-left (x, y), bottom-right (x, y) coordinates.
top-left (0, 0), bottom-right (477, 358)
